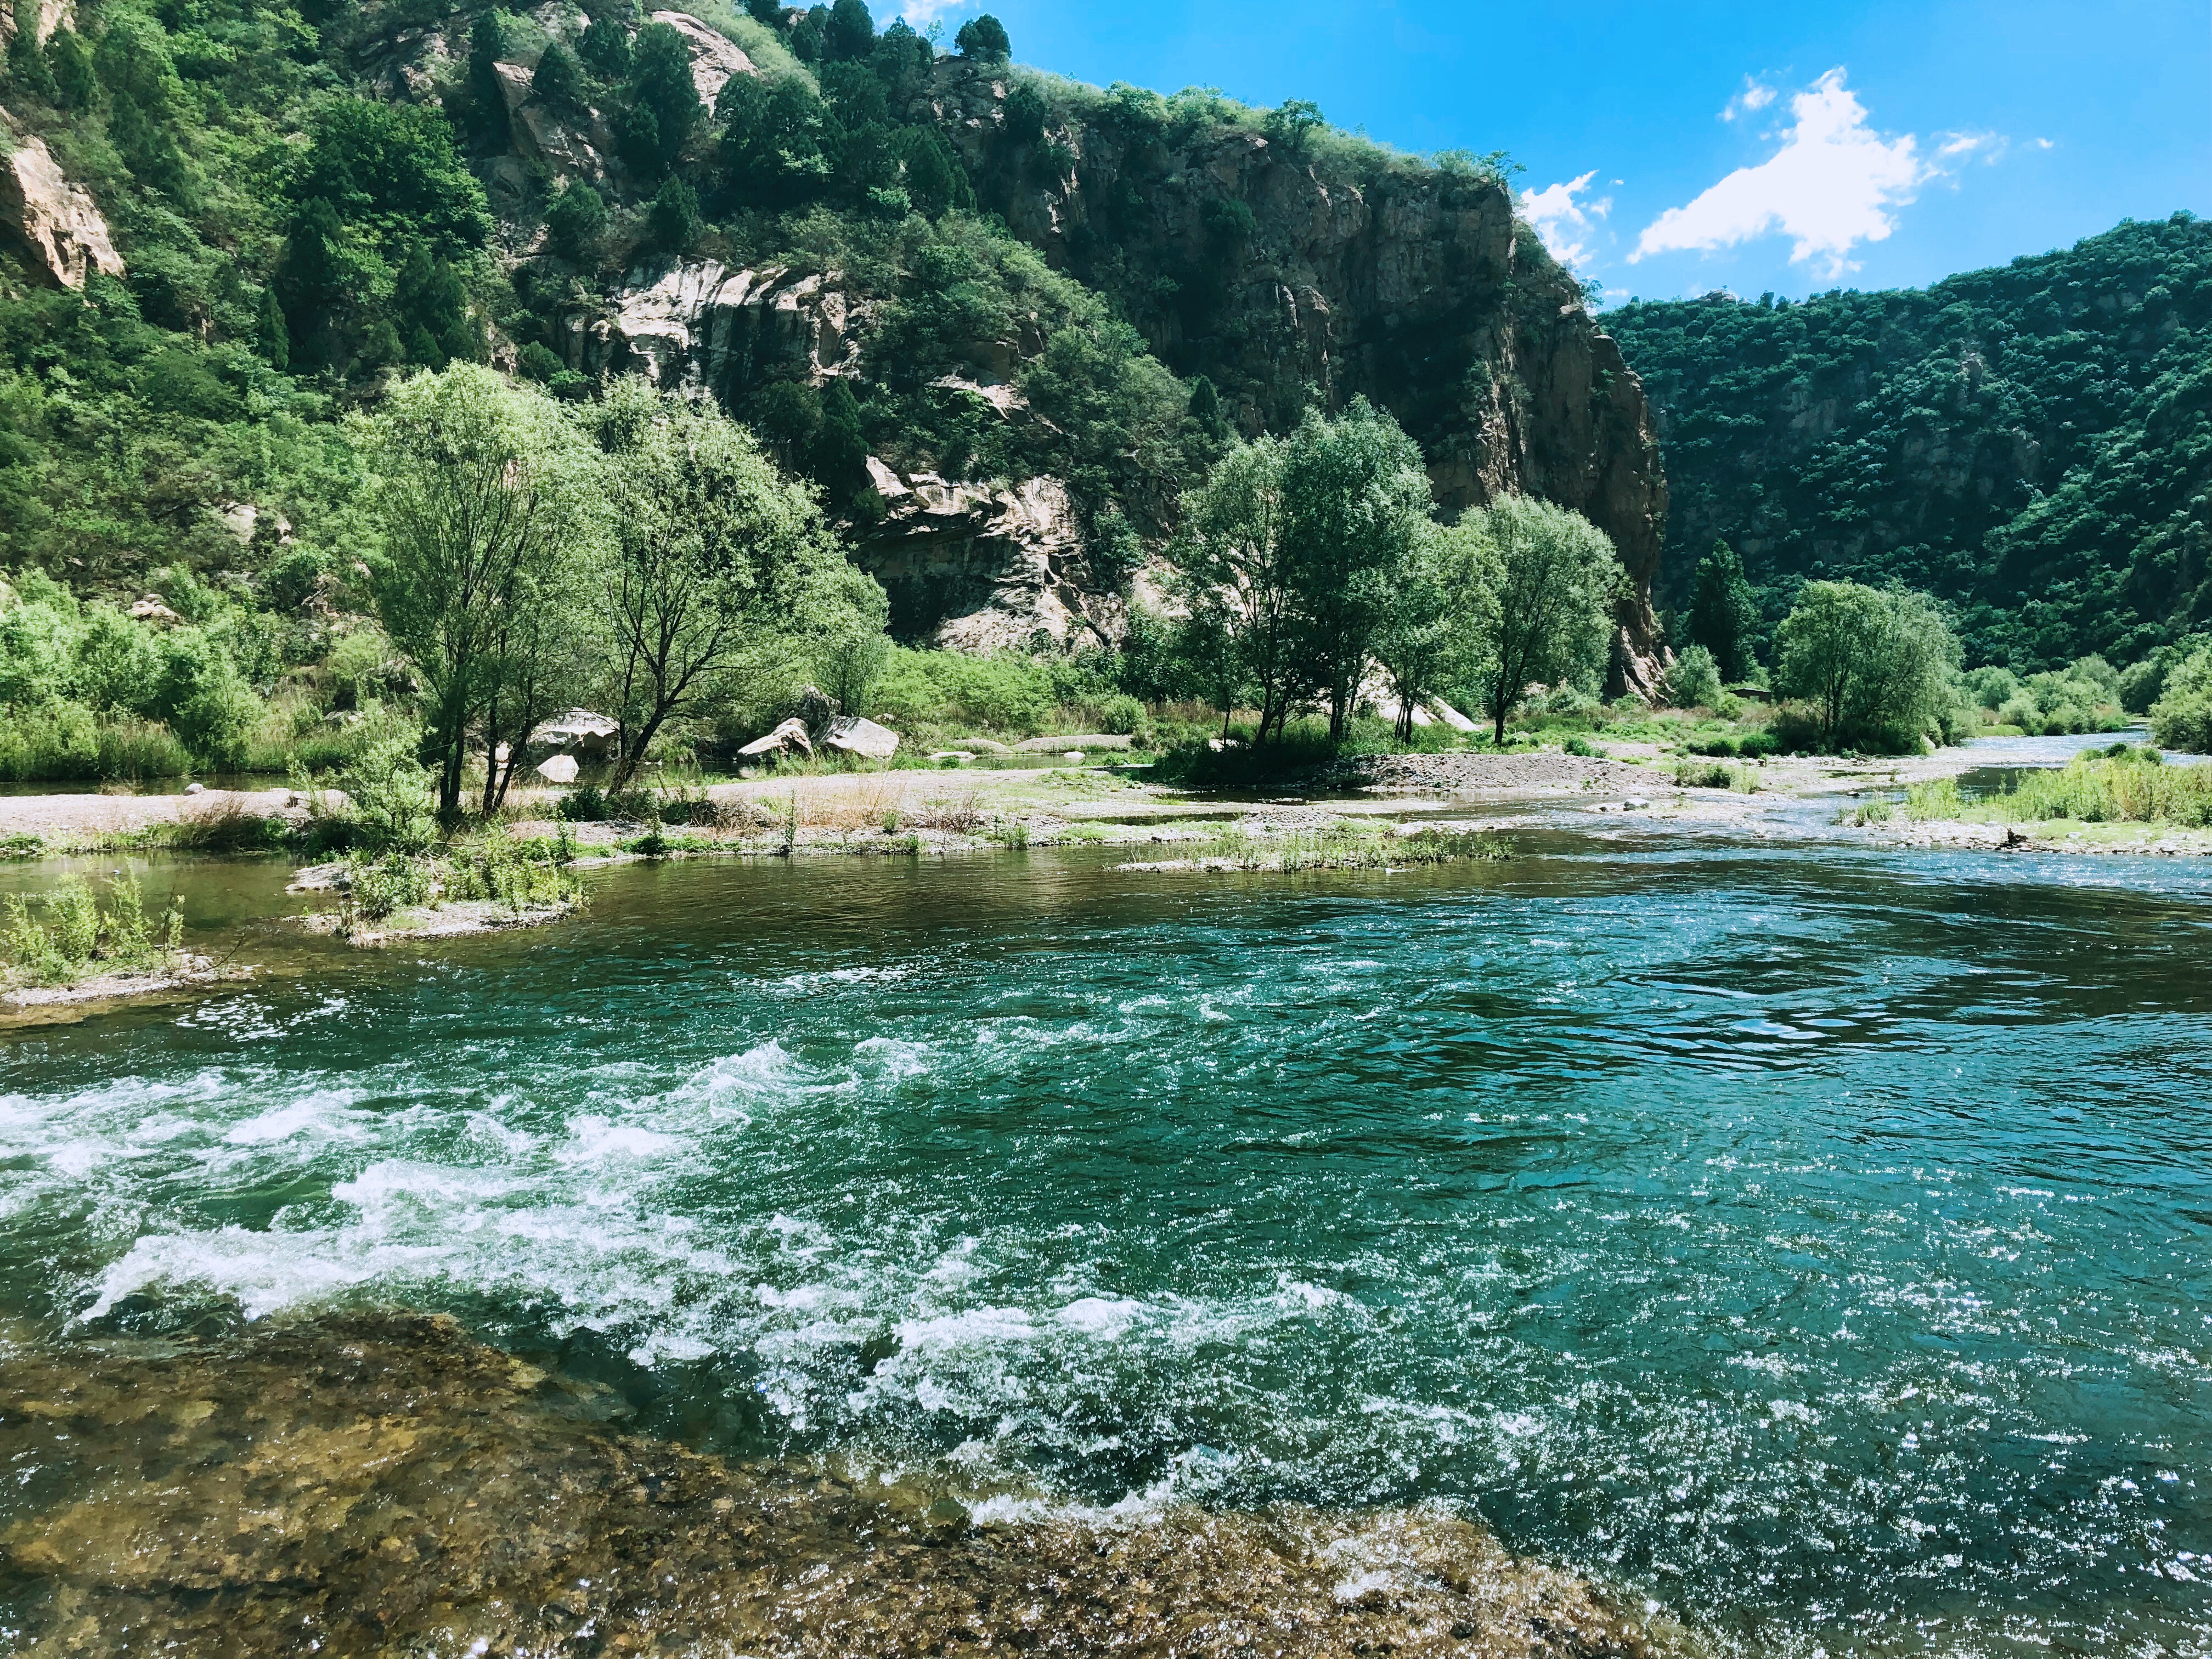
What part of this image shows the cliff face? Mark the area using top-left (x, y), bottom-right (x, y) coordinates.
top-left (914, 63), bottom-right (1669, 688)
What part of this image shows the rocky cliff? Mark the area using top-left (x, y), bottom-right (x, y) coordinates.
top-left (915, 62), bottom-right (1669, 687)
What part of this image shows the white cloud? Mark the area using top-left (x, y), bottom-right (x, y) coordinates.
top-left (1519, 171), bottom-right (1611, 272)
top-left (1936, 129), bottom-right (2006, 163)
top-left (1633, 70), bottom-right (1934, 278)
top-left (1722, 80), bottom-right (1777, 122)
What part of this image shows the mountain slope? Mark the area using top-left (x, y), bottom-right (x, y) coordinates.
top-left (1605, 215), bottom-right (2212, 668)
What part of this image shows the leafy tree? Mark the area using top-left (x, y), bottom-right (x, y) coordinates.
top-left (2151, 645), bottom-right (2212, 752)
top-left (825, 0), bottom-right (874, 60)
top-left (646, 176), bottom-right (703, 252)
top-left (1262, 99), bottom-right (1324, 157)
top-left (44, 26), bottom-right (93, 108)
top-left (1278, 398), bottom-right (1432, 740)
top-left (531, 39), bottom-right (588, 115)
top-left (544, 180), bottom-right (608, 263)
top-left (618, 21), bottom-right (704, 177)
top-left (469, 9), bottom-right (517, 149)
top-left (1172, 433), bottom-right (1306, 743)
top-left (813, 379), bottom-right (870, 504)
top-left (1002, 81), bottom-right (1046, 146)
top-left (360, 365), bottom-right (603, 819)
top-left (292, 100), bottom-right (492, 256)
top-left (1463, 495), bottom-right (1620, 745)
top-left (1373, 526), bottom-right (1493, 741)
top-left (577, 13), bottom-right (632, 80)
top-left (1775, 580), bottom-right (1963, 753)
top-left (95, 15), bottom-right (195, 204)
top-left (1664, 643), bottom-right (1726, 710)
top-left (1687, 539), bottom-right (1758, 681)
top-left (391, 241), bottom-right (478, 368)
top-left (716, 72), bottom-right (833, 208)
top-left (953, 13), bottom-right (1010, 60)
top-left (7, 9), bottom-right (57, 100)
top-left (898, 126), bottom-right (972, 219)
top-left (584, 377), bottom-right (864, 785)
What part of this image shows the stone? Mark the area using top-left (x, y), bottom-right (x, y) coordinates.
top-left (183, 782), bottom-right (205, 795)
top-left (0, 0), bottom-right (71, 51)
top-left (129, 596), bottom-right (182, 625)
top-left (823, 717), bottom-right (900, 760)
top-left (598, 261), bottom-right (855, 391)
top-left (737, 717), bottom-right (812, 760)
top-left (529, 710), bottom-right (620, 760)
top-left (0, 125), bottom-right (125, 292)
top-left (535, 754), bottom-right (580, 784)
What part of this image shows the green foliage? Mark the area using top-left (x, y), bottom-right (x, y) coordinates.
top-left (1686, 540), bottom-right (1758, 680)
top-left (1665, 644), bottom-right (1726, 711)
top-left (2150, 644), bottom-right (2212, 752)
top-left (544, 180), bottom-right (608, 264)
top-left (954, 15), bottom-right (1009, 60)
top-left (646, 175), bottom-right (703, 253)
top-left (531, 39), bottom-right (586, 116)
top-left (1608, 216), bottom-right (2212, 668)
top-left (617, 20), bottom-right (705, 177)
top-left (1460, 495), bottom-right (1620, 744)
top-left (1908, 748), bottom-right (2212, 826)
top-left (1774, 581), bottom-right (1963, 753)
top-left (3, 869), bottom-right (184, 986)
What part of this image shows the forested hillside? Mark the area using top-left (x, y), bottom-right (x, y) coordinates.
top-left (1607, 216), bottom-right (2212, 669)
top-left (0, 0), bottom-right (1663, 669)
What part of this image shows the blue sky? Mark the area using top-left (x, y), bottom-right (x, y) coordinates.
top-left (883, 0), bottom-right (2210, 303)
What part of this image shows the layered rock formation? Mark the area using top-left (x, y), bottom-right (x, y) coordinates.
top-left (0, 114), bottom-right (123, 292)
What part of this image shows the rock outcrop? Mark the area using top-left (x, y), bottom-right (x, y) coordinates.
top-left (646, 10), bottom-right (753, 106)
top-left (0, 117), bottom-right (123, 292)
top-left (0, 0), bottom-right (71, 50)
top-left (855, 460), bottom-right (1121, 651)
top-left (916, 62), bottom-right (1669, 689)
top-left (582, 259), bottom-right (856, 392)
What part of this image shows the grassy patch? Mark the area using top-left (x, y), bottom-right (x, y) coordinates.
top-left (1905, 749), bottom-right (2212, 827)
top-left (328, 835), bottom-right (588, 935)
top-left (1176, 819), bottom-right (1511, 871)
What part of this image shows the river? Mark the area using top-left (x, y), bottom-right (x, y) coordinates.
top-left (2, 794), bottom-right (2208, 1653)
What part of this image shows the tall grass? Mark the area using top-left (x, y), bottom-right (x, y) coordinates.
top-left (0, 709), bottom-right (193, 782)
top-left (1905, 751), bottom-right (2212, 827)
top-left (1185, 820), bottom-right (1510, 870)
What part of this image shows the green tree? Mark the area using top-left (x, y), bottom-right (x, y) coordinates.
top-left (953, 13), bottom-right (1009, 59)
top-left (825, 0), bottom-right (873, 60)
top-left (577, 14), bottom-right (631, 81)
top-left (646, 175), bottom-right (702, 252)
top-left (1463, 495), bottom-right (1620, 745)
top-left (1279, 399), bottom-right (1433, 740)
top-left (899, 126), bottom-right (972, 218)
top-left (584, 378), bottom-right (864, 785)
top-left (391, 241), bottom-right (478, 367)
top-left (469, 9), bottom-right (517, 148)
top-left (544, 180), bottom-right (607, 263)
top-left (619, 20), bottom-right (704, 176)
top-left (7, 5), bottom-right (57, 100)
top-left (1172, 433), bottom-right (1307, 744)
top-left (44, 26), bottom-right (93, 108)
top-left (1372, 527), bottom-right (1481, 741)
top-left (717, 72), bottom-right (832, 208)
top-left (255, 286), bottom-right (290, 370)
top-left (292, 99), bottom-right (493, 255)
top-left (1775, 580), bottom-right (1963, 752)
top-left (1687, 539), bottom-right (1758, 681)
top-left (2150, 645), bottom-right (2212, 752)
top-left (531, 38), bottom-right (588, 115)
top-left (94, 15), bottom-right (194, 204)
top-left (359, 365), bottom-right (602, 819)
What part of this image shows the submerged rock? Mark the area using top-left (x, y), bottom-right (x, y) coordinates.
top-left (0, 1313), bottom-right (1680, 1658)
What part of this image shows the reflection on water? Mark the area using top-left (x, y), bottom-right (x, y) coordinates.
top-left (3, 840), bottom-right (2210, 1655)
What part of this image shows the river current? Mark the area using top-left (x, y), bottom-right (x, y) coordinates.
top-left (2, 825), bottom-right (2208, 1654)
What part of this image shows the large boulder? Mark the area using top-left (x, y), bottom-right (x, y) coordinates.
top-left (0, 122), bottom-right (124, 292)
top-left (737, 717), bottom-right (812, 760)
top-left (529, 709), bottom-right (620, 761)
top-left (824, 716), bottom-right (900, 760)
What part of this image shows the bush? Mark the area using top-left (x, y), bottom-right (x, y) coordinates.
top-left (2151, 646), bottom-right (2212, 752)
top-left (1663, 644), bottom-right (1725, 710)
top-left (3, 870), bottom-right (184, 986)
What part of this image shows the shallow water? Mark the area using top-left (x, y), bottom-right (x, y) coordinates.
top-left (2, 834), bottom-right (2209, 1654)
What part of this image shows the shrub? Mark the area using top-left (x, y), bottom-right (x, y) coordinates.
top-left (3, 870), bottom-right (184, 986)
top-left (2151, 646), bottom-right (2212, 753)
top-left (1664, 644), bottom-right (1725, 710)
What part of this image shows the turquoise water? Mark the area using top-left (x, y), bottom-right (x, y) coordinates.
top-left (3, 838), bottom-right (2209, 1652)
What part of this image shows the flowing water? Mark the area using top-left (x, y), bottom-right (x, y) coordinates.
top-left (2, 826), bottom-right (2209, 1655)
